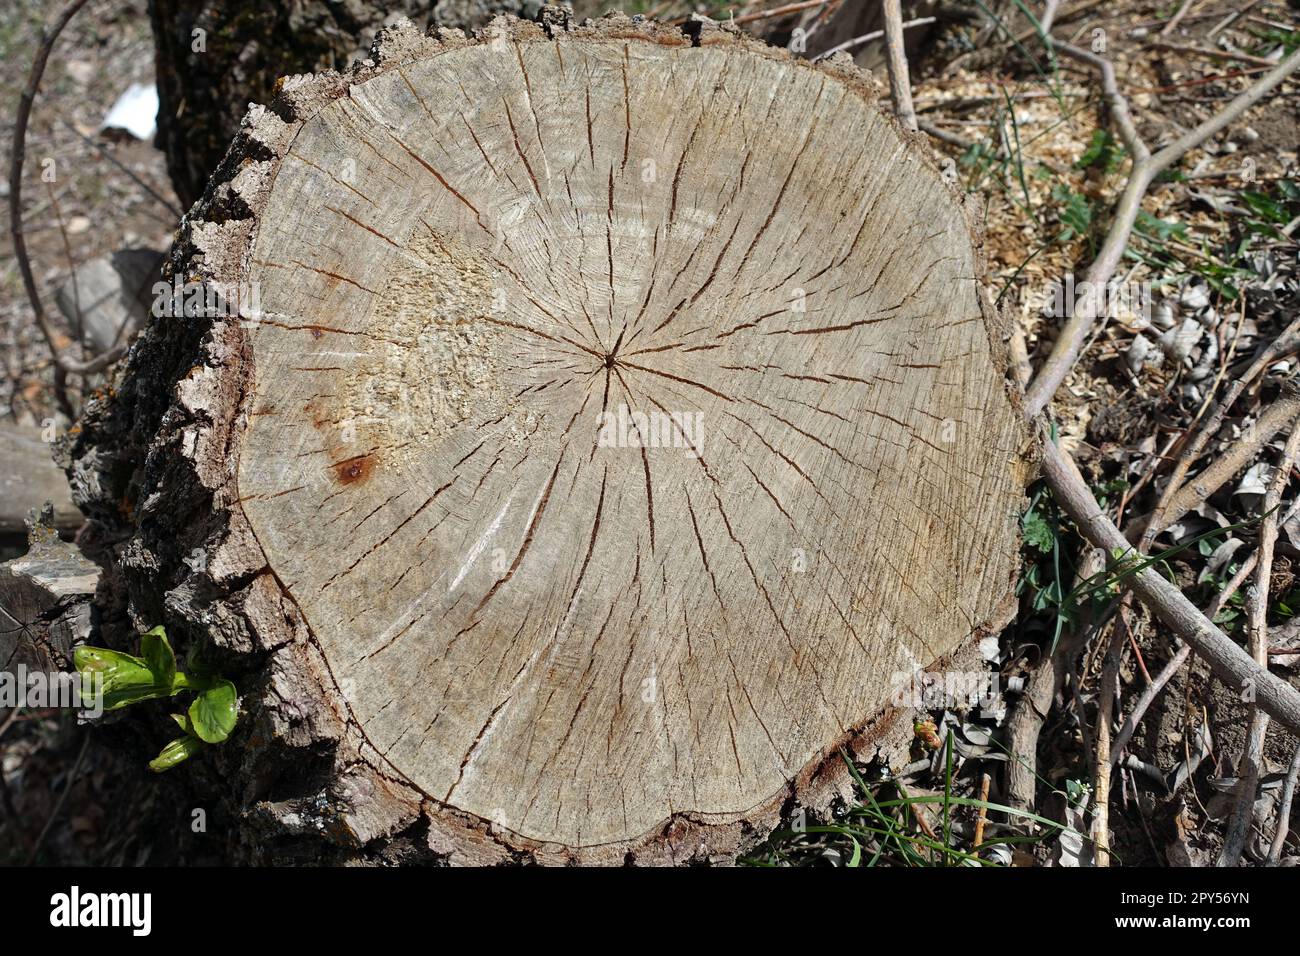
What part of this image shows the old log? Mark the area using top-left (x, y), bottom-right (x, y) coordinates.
top-left (70, 13), bottom-right (1030, 864)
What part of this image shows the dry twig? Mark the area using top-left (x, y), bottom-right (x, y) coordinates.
top-left (8, 0), bottom-right (129, 381)
top-left (1149, 387), bottom-right (1300, 542)
top-left (1151, 40), bottom-right (1279, 69)
top-left (1160, 0), bottom-right (1197, 36)
top-left (1267, 742), bottom-right (1300, 864)
top-left (974, 772), bottom-right (992, 849)
top-left (812, 16), bottom-right (934, 62)
top-left (1041, 439), bottom-right (1300, 736)
top-left (1109, 551), bottom-right (1261, 773)
top-left (881, 0), bottom-right (918, 131)
top-left (1140, 316), bottom-right (1300, 549)
top-left (1220, 421), bottom-right (1300, 865)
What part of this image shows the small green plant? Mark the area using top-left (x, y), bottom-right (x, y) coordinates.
top-left (1073, 129), bottom-right (1124, 176)
top-left (1240, 178), bottom-right (1300, 243)
top-left (743, 742), bottom-right (1063, 867)
top-left (74, 626), bottom-right (238, 772)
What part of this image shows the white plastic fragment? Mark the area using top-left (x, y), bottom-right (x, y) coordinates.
top-left (101, 83), bottom-right (158, 140)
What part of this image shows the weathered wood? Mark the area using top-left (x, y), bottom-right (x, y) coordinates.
top-left (71, 12), bottom-right (1031, 864)
top-left (0, 424), bottom-right (81, 535)
top-left (0, 507), bottom-right (99, 673)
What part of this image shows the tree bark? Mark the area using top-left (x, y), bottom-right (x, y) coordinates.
top-left (71, 12), bottom-right (1031, 864)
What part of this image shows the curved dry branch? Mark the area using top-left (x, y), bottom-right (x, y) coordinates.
top-left (8, 0), bottom-right (129, 379)
top-left (1041, 439), bottom-right (1300, 735)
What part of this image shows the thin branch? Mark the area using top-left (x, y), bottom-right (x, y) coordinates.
top-left (45, 179), bottom-right (84, 358)
top-left (812, 16), bottom-right (935, 62)
top-left (1267, 741), bottom-right (1300, 865)
top-left (1141, 315), bottom-right (1300, 550)
top-left (881, 0), bottom-right (918, 131)
top-left (671, 0), bottom-right (833, 26)
top-left (1039, 437), bottom-right (1300, 737)
top-left (1150, 40), bottom-right (1279, 69)
top-left (1109, 551), bottom-right (1260, 772)
top-left (1149, 387), bottom-right (1300, 541)
top-left (1160, 0), bottom-right (1197, 37)
top-left (8, 0), bottom-right (128, 381)
top-left (918, 120), bottom-right (972, 149)
top-left (1093, 603), bottom-right (1130, 866)
top-left (1039, 0), bottom-right (1061, 36)
top-left (57, 117), bottom-right (182, 218)
top-left (1003, 552), bottom-right (1113, 811)
top-left (731, 0), bottom-right (832, 25)
top-left (973, 772), bottom-right (991, 849)
top-left (1220, 420), bottom-right (1300, 865)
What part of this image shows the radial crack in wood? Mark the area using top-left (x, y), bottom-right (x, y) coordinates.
top-left (73, 14), bottom-right (1031, 862)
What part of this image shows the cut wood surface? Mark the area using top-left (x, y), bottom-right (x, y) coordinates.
top-left (71, 14), bottom-right (1031, 862)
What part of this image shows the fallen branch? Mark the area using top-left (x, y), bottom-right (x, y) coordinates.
top-left (1147, 386), bottom-right (1300, 541)
top-left (1220, 419), bottom-right (1300, 865)
top-left (918, 120), bottom-right (972, 149)
top-left (1093, 602), bottom-right (1131, 866)
top-left (812, 16), bottom-right (935, 62)
top-left (731, 0), bottom-right (833, 25)
top-left (1039, 0), bottom-right (1061, 36)
top-left (1140, 315), bottom-right (1300, 550)
top-left (1041, 439), bottom-right (1300, 736)
top-left (1109, 550), bottom-right (1261, 772)
top-left (1151, 39), bottom-right (1279, 68)
top-left (1207, 0), bottom-right (1261, 38)
top-left (1160, 0), bottom-right (1197, 36)
top-left (1023, 43), bottom-right (1300, 417)
top-left (671, 0), bottom-right (833, 27)
top-left (1003, 555), bottom-right (1112, 810)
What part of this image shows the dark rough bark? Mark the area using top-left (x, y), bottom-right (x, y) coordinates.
top-left (148, 0), bottom-right (533, 206)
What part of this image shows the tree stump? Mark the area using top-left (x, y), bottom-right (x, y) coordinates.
top-left (71, 13), bottom-right (1031, 864)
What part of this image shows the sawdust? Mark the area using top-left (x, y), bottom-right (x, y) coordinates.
top-left (341, 227), bottom-right (539, 471)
